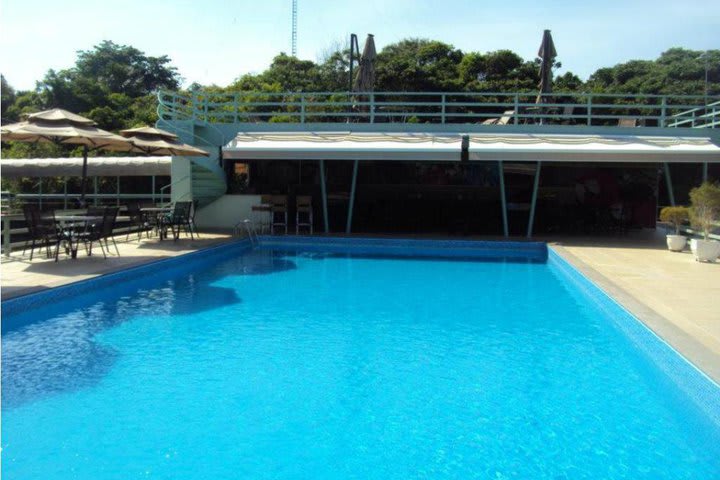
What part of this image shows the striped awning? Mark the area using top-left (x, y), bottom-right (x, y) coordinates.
top-left (467, 134), bottom-right (720, 163)
top-left (223, 131), bottom-right (720, 164)
top-left (223, 132), bottom-right (463, 161)
top-left (0, 156), bottom-right (171, 177)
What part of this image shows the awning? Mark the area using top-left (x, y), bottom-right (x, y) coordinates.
top-left (0, 156), bottom-right (171, 177)
top-left (223, 132), bottom-right (463, 161)
top-left (468, 134), bottom-right (720, 163)
top-left (223, 131), bottom-right (720, 164)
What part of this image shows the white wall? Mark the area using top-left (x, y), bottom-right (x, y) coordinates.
top-left (195, 194), bottom-right (263, 229)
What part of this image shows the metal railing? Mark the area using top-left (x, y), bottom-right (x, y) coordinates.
top-left (158, 90), bottom-right (720, 128)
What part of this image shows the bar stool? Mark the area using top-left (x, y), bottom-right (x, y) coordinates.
top-left (270, 195), bottom-right (288, 234)
top-left (251, 195), bottom-right (273, 233)
top-left (295, 195), bottom-right (313, 234)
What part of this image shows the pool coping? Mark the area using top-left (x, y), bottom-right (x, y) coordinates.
top-left (550, 244), bottom-right (720, 386)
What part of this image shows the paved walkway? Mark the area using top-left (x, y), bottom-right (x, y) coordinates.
top-left (1, 232), bottom-right (234, 300)
top-left (548, 230), bottom-right (720, 383)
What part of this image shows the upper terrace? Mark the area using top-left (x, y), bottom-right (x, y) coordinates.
top-left (158, 90), bottom-right (720, 132)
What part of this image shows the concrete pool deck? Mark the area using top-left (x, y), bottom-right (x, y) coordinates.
top-left (0, 232), bottom-right (234, 301)
top-left (1, 229), bottom-right (718, 383)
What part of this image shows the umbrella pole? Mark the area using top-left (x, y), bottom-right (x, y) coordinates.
top-left (79, 145), bottom-right (89, 207)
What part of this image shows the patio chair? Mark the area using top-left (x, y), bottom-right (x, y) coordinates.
top-left (161, 201), bottom-right (193, 241)
top-left (79, 207), bottom-right (119, 258)
top-left (295, 195), bottom-right (313, 234)
top-left (481, 110), bottom-right (515, 125)
top-left (270, 195), bottom-right (288, 234)
top-left (22, 204), bottom-right (63, 260)
top-left (125, 202), bottom-right (152, 241)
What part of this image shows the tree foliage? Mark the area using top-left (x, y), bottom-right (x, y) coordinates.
top-left (2, 39), bottom-right (718, 138)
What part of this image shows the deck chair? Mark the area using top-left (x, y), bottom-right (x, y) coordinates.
top-left (482, 110), bottom-right (515, 125)
top-left (559, 105), bottom-right (575, 125)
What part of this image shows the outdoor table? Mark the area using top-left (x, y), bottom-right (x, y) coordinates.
top-left (54, 215), bottom-right (102, 259)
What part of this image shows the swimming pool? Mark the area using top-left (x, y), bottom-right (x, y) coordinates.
top-left (3, 237), bottom-right (719, 479)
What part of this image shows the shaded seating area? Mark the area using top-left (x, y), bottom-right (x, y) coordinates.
top-left (160, 201), bottom-right (194, 241)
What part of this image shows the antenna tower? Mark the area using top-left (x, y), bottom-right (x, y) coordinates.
top-left (291, 0), bottom-right (298, 56)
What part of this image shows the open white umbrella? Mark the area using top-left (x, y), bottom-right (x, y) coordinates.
top-left (1, 108), bottom-right (137, 205)
top-left (119, 126), bottom-right (209, 157)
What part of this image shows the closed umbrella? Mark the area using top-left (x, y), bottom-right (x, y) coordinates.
top-left (119, 126), bottom-right (209, 157)
top-left (353, 34), bottom-right (377, 93)
top-left (1, 108), bottom-right (136, 205)
top-left (536, 29), bottom-right (557, 104)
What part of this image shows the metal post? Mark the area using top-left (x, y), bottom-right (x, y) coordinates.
top-left (346, 160), bottom-right (359, 234)
top-left (527, 161), bottom-right (542, 238)
top-left (63, 177), bottom-right (68, 210)
top-left (369, 93), bottom-right (375, 123)
top-left (513, 94), bottom-right (519, 125)
top-left (300, 95), bottom-right (306, 123)
top-left (319, 159), bottom-right (329, 233)
top-left (703, 162), bottom-right (709, 183)
top-left (663, 163), bottom-right (676, 206)
top-left (498, 161), bottom-right (509, 237)
top-left (660, 97), bottom-right (667, 127)
top-left (152, 175), bottom-right (156, 204)
top-left (94, 177), bottom-right (99, 206)
top-left (3, 215), bottom-right (11, 257)
top-left (117, 176), bottom-right (121, 206)
top-left (38, 179), bottom-right (42, 209)
top-left (441, 94), bottom-right (446, 124)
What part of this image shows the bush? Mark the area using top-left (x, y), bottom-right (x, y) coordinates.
top-left (659, 206), bottom-right (689, 234)
top-left (689, 182), bottom-right (720, 240)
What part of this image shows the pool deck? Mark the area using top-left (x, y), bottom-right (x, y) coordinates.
top-left (1, 229), bottom-right (718, 383)
top-left (0, 232), bottom-right (234, 301)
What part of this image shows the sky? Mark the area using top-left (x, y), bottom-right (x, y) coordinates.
top-left (1, 0), bottom-right (718, 91)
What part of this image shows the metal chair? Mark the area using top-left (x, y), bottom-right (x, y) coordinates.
top-left (125, 202), bottom-right (152, 241)
top-left (295, 195), bottom-right (313, 234)
top-left (270, 195), bottom-right (288, 235)
top-left (22, 204), bottom-right (63, 260)
top-left (161, 201), bottom-right (193, 241)
top-left (251, 195), bottom-right (273, 233)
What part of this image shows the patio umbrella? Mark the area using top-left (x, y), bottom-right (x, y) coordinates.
top-left (1, 108), bottom-right (136, 205)
top-left (119, 126), bottom-right (209, 157)
top-left (353, 34), bottom-right (377, 93)
top-left (536, 29), bottom-right (557, 104)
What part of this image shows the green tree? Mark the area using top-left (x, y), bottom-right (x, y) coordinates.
top-left (1, 74), bottom-right (17, 122)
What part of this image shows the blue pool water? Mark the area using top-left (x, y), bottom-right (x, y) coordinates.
top-left (3, 241), bottom-right (720, 479)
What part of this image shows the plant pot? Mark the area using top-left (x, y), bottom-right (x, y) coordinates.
top-left (666, 234), bottom-right (687, 252)
top-left (690, 238), bottom-right (720, 262)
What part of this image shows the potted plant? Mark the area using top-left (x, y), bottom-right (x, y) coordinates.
top-left (659, 206), bottom-right (690, 251)
top-left (689, 182), bottom-right (720, 262)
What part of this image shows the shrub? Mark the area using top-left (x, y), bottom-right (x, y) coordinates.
top-left (659, 206), bottom-right (689, 234)
top-left (689, 182), bottom-right (720, 240)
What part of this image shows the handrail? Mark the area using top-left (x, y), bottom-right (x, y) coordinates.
top-left (158, 89), bottom-right (720, 128)
top-left (159, 175), bottom-right (190, 199)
